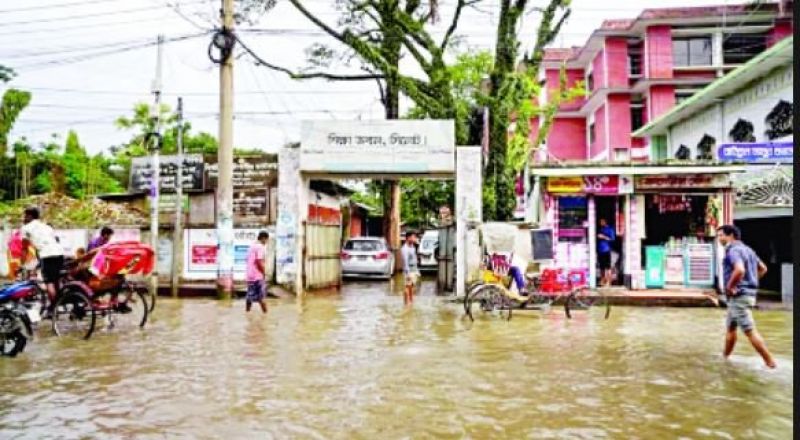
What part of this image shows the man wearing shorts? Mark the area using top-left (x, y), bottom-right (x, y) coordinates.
top-left (717, 225), bottom-right (776, 368)
top-left (245, 231), bottom-right (269, 314)
top-left (20, 207), bottom-right (64, 305)
top-left (401, 231), bottom-right (420, 305)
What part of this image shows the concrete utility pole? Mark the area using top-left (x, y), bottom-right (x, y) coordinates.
top-left (149, 34), bottom-right (164, 303)
top-left (217, 0), bottom-right (235, 299)
top-left (171, 97), bottom-right (184, 298)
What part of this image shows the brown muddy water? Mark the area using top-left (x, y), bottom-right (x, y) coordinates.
top-left (0, 278), bottom-right (793, 439)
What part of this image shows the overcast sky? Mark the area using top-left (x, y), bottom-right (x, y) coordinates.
top-left (3, 0), bottom-right (717, 155)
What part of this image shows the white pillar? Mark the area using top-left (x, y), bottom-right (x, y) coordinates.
top-left (588, 195), bottom-right (597, 289)
top-left (624, 194), bottom-right (632, 287)
top-left (276, 146), bottom-right (303, 294)
top-left (455, 146), bottom-right (482, 297)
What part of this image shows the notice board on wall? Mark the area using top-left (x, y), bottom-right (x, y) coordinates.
top-left (530, 229), bottom-right (554, 261)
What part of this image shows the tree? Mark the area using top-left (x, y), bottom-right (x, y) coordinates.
top-left (0, 65), bottom-right (13, 83)
top-left (0, 89), bottom-right (32, 156)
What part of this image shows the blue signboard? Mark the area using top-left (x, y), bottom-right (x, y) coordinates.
top-left (717, 141), bottom-right (794, 163)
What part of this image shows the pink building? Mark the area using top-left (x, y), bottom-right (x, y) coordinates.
top-left (533, 1), bottom-right (793, 163)
top-left (526, 2), bottom-right (793, 291)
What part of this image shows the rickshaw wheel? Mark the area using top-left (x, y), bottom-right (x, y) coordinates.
top-left (107, 286), bottom-right (149, 331)
top-left (52, 287), bottom-right (96, 340)
top-left (467, 284), bottom-right (512, 321)
top-left (565, 287), bottom-right (610, 319)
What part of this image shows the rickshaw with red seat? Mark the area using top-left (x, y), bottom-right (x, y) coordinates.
top-left (51, 241), bottom-right (154, 340)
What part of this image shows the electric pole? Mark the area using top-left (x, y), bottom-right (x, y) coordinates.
top-left (217, 0), bottom-right (235, 299)
top-left (149, 34), bottom-right (164, 303)
top-left (171, 97), bottom-right (184, 298)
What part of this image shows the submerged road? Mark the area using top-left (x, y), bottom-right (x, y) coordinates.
top-left (0, 278), bottom-right (793, 438)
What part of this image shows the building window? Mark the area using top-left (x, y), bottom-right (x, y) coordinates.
top-left (696, 134), bottom-right (716, 160)
top-left (673, 37), bottom-right (712, 67)
top-left (723, 33), bottom-right (767, 64)
top-left (675, 87), bottom-right (704, 104)
top-left (586, 72), bottom-right (594, 91)
top-left (588, 122), bottom-right (596, 145)
top-left (765, 100), bottom-right (793, 140)
top-left (628, 40), bottom-right (643, 76)
top-left (729, 119), bottom-right (756, 142)
top-left (630, 105), bottom-right (645, 131)
top-left (652, 135), bottom-right (668, 161)
top-left (675, 145), bottom-right (691, 160)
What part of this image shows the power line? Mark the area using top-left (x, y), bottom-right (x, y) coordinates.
top-left (10, 32), bottom-right (209, 71)
top-left (10, 86), bottom-right (372, 96)
top-left (0, 0), bottom-right (128, 14)
top-left (0, 15), bottom-right (183, 37)
top-left (2, 36), bottom-right (175, 60)
top-left (2, 0), bottom-right (206, 27)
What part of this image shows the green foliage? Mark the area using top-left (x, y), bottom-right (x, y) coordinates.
top-left (0, 89), bottom-right (32, 156)
top-left (0, 65), bottom-right (13, 83)
top-left (399, 179), bottom-right (454, 229)
top-left (407, 51), bottom-right (494, 145)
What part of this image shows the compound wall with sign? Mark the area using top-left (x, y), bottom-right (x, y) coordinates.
top-left (277, 120), bottom-right (480, 296)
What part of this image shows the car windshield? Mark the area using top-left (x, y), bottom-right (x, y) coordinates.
top-left (344, 240), bottom-right (384, 252)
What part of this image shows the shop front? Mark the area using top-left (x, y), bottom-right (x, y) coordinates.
top-left (531, 166), bottom-right (742, 291)
top-left (634, 174), bottom-right (732, 290)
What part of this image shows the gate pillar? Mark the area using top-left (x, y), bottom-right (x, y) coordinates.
top-left (276, 145), bottom-right (309, 296)
top-left (455, 146), bottom-right (483, 297)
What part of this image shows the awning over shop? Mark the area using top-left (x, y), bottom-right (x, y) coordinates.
top-left (529, 164), bottom-right (745, 176)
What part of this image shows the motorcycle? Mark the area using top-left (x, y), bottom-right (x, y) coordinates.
top-left (0, 280), bottom-right (42, 357)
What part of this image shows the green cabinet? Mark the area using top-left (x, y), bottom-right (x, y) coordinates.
top-left (645, 246), bottom-right (666, 288)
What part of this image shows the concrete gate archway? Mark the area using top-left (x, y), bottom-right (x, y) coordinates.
top-left (275, 120), bottom-right (482, 297)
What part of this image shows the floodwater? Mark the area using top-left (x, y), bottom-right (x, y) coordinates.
top-left (0, 278), bottom-right (793, 439)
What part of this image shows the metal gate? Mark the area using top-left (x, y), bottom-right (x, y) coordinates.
top-left (303, 222), bottom-right (342, 290)
top-left (436, 225), bottom-right (456, 292)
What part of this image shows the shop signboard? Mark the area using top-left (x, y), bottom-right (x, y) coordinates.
top-left (546, 176), bottom-right (622, 194)
top-left (206, 155), bottom-right (276, 222)
top-left (205, 155), bottom-right (277, 189)
top-left (234, 189), bottom-right (269, 219)
top-left (299, 120), bottom-right (455, 174)
top-left (129, 154), bottom-right (205, 193)
top-left (635, 174), bottom-right (730, 190)
top-left (185, 228), bottom-right (273, 278)
top-left (717, 141), bottom-right (793, 163)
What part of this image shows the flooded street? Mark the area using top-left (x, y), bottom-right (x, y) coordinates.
top-left (0, 279), bottom-right (792, 439)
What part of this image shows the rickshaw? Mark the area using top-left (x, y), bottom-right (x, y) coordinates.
top-left (463, 223), bottom-right (610, 321)
top-left (51, 241), bottom-right (154, 340)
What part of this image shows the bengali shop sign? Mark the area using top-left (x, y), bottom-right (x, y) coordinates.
top-left (717, 141), bottom-right (793, 163)
top-left (546, 176), bottom-right (626, 194)
top-left (635, 174), bottom-right (731, 190)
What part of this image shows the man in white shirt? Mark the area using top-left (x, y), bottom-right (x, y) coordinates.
top-left (20, 207), bottom-right (65, 303)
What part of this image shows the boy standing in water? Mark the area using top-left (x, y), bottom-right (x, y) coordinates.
top-left (401, 231), bottom-right (420, 305)
top-left (245, 231), bottom-right (269, 314)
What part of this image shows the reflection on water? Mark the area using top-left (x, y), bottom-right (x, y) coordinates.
top-left (0, 279), bottom-right (793, 438)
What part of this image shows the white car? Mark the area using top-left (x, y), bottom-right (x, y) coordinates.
top-left (418, 230), bottom-right (439, 271)
top-left (340, 237), bottom-right (395, 280)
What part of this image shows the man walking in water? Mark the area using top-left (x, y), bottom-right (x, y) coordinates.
top-left (245, 231), bottom-right (269, 314)
top-left (401, 231), bottom-right (420, 305)
top-left (717, 225), bottom-right (776, 368)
